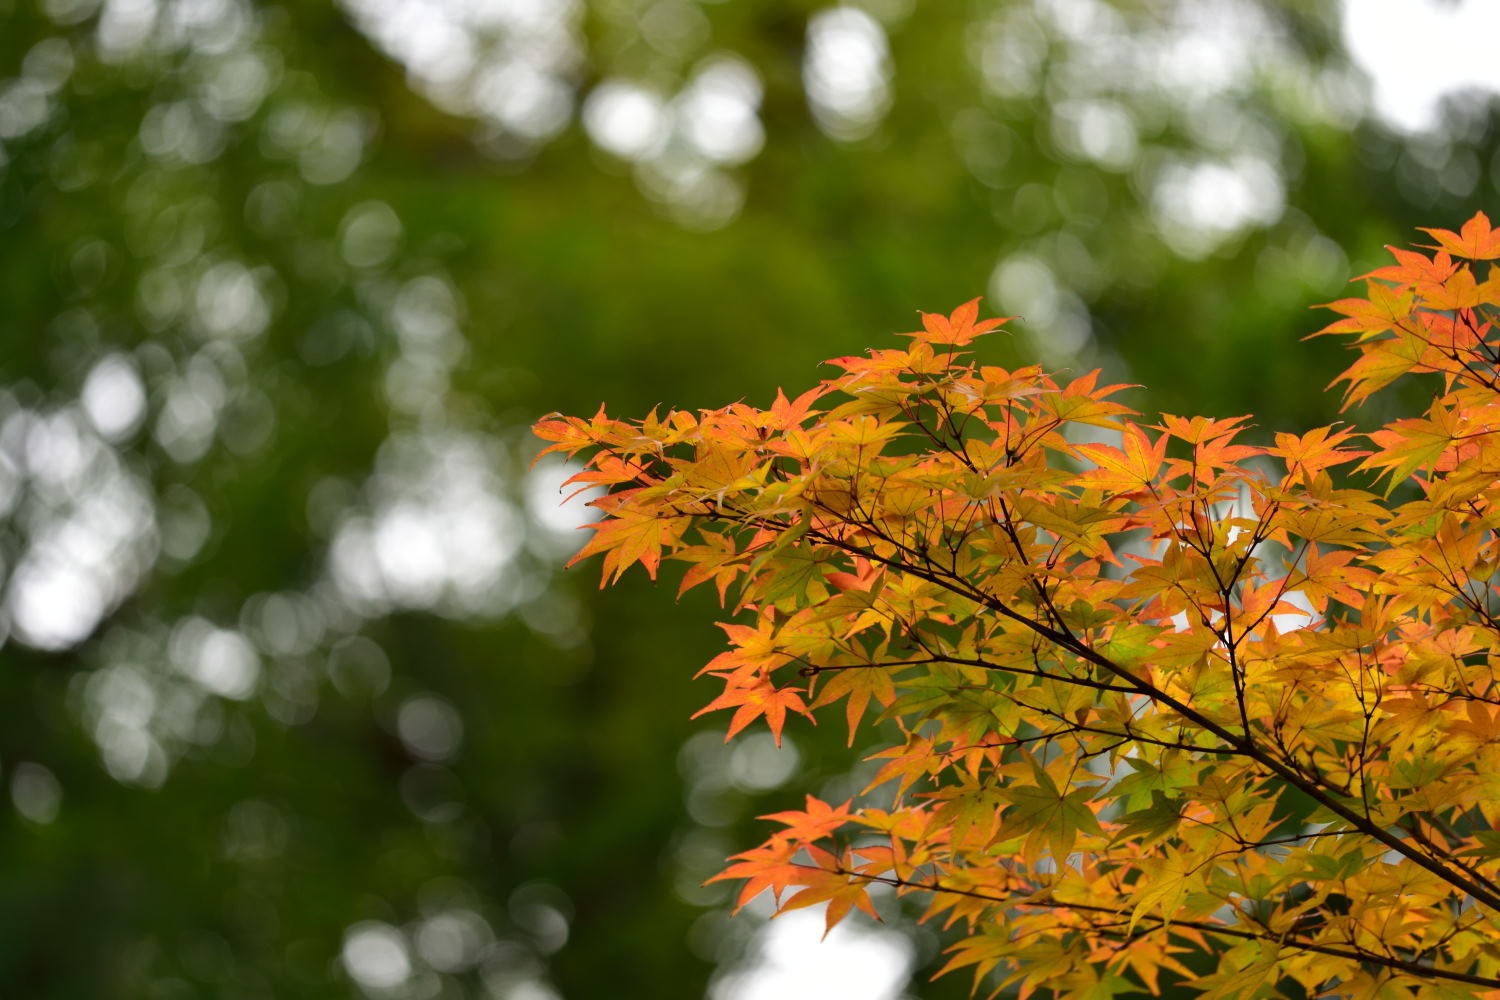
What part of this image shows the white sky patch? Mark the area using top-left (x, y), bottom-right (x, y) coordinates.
top-left (1051, 98), bottom-right (1138, 171)
top-left (329, 430), bottom-right (523, 617)
top-left (81, 354), bottom-right (147, 441)
top-left (711, 909), bottom-right (913, 1000)
top-left (5, 407), bottom-right (158, 651)
top-left (338, 0), bottom-right (581, 147)
top-left (524, 458), bottom-right (602, 557)
top-left (803, 7), bottom-right (892, 141)
top-left (580, 54), bottom-right (764, 227)
top-left (342, 921), bottom-right (412, 992)
top-left (1272, 587), bottom-right (1317, 634)
top-left (1151, 154), bottom-right (1284, 259)
top-left (989, 253), bottom-right (1093, 362)
top-left (170, 618), bottom-right (261, 700)
top-left (1343, 0), bottom-right (1500, 133)
top-left (678, 56), bottom-right (765, 166)
top-left (583, 80), bottom-right (670, 161)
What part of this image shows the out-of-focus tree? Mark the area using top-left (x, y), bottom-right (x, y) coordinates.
top-left (0, 0), bottom-right (1497, 996)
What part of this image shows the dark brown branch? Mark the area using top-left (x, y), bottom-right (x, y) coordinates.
top-left (792, 522), bottom-right (1500, 914)
top-left (796, 654), bottom-right (1138, 695)
top-left (824, 866), bottom-right (1500, 991)
top-left (677, 481), bottom-right (1500, 914)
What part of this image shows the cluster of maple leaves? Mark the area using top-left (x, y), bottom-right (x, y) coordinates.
top-left (535, 213), bottom-right (1500, 999)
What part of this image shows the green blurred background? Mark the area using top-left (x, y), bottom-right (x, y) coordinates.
top-left (0, 0), bottom-right (1496, 996)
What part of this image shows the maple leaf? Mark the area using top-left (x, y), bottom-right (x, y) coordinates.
top-left (762, 386), bottom-right (828, 431)
top-left (691, 674), bottom-right (810, 745)
top-left (694, 619), bottom-right (789, 687)
top-left (1357, 410), bottom-right (1460, 494)
top-left (1329, 334), bottom-right (1431, 408)
top-left (1420, 211), bottom-right (1500, 260)
top-left (569, 505), bottom-right (687, 583)
top-left (1358, 245), bottom-right (1459, 286)
top-left (675, 531), bottom-right (744, 603)
top-left (863, 733), bottom-right (943, 799)
top-left (1269, 425), bottom-right (1369, 477)
top-left (996, 759), bottom-right (1103, 864)
top-left (1312, 281), bottom-right (1416, 343)
top-left (810, 662), bottom-right (898, 745)
top-left (1073, 422), bottom-right (1168, 493)
top-left (1191, 946), bottom-right (1280, 1000)
top-left (708, 837), bottom-right (802, 912)
top-left (1153, 413), bottom-right (1253, 447)
top-left (1127, 847), bottom-right (1200, 932)
top-left (532, 402), bottom-right (629, 462)
top-left (776, 850), bottom-right (882, 938)
top-left (1419, 263), bottom-right (1485, 310)
top-left (901, 297), bottom-right (1013, 347)
top-left (1283, 543), bottom-right (1374, 614)
top-left (760, 795), bottom-right (855, 843)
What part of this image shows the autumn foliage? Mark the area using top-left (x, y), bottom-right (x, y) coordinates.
top-left (535, 214), bottom-right (1500, 998)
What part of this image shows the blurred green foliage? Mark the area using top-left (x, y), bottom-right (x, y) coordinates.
top-left (0, 0), bottom-right (1497, 996)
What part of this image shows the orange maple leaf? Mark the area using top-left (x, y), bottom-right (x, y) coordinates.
top-left (708, 838), bottom-right (801, 912)
top-left (1269, 425), bottom-right (1369, 477)
top-left (1073, 422), bottom-right (1168, 492)
top-left (777, 847), bottom-right (882, 937)
top-left (692, 675), bottom-right (810, 745)
top-left (760, 795), bottom-right (855, 843)
top-left (1358, 245), bottom-right (1458, 287)
top-left (1420, 211), bottom-right (1500, 260)
top-left (902, 297), bottom-right (1013, 347)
